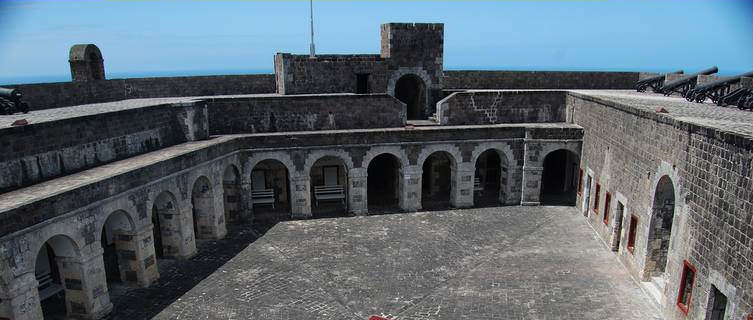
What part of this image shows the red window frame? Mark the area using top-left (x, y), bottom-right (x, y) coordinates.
top-left (577, 169), bottom-right (584, 195)
top-left (627, 215), bottom-right (638, 254)
top-left (603, 192), bottom-right (611, 225)
top-left (593, 184), bottom-right (601, 212)
top-left (677, 260), bottom-right (697, 315)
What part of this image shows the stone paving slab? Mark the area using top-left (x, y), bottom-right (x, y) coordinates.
top-left (153, 206), bottom-right (661, 320)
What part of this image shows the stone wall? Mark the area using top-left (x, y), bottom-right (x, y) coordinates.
top-left (2, 74), bottom-right (275, 111)
top-left (569, 92), bottom-right (753, 320)
top-left (207, 94), bottom-right (406, 134)
top-left (274, 54), bottom-right (388, 95)
top-left (437, 91), bottom-right (566, 125)
top-left (444, 70), bottom-right (639, 89)
top-left (0, 102), bottom-right (208, 193)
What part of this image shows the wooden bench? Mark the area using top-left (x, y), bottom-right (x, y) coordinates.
top-left (474, 177), bottom-right (483, 193)
top-left (37, 272), bottom-right (64, 301)
top-left (251, 189), bottom-right (275, 208)
top-left (314, 185), bottom-right (345, 206)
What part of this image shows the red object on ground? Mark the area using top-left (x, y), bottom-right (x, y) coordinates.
top-left (368, 316), bottom-right (389, 320)
top-left (655, 107), bottom-right (668, 113)
top-left (11, 119), bottom-right (28, 126)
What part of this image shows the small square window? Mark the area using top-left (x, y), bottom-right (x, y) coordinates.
top-left (627, 215), bottom-right (638, 254)
top-left (677, 260), bottom-right (696, 315)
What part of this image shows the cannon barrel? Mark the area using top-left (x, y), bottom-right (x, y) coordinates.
top-left (0, 87), bottom-right (21, 100)
top-left (635, 70), bottom-right (683, 92)
top-left (691, 71), bottom-right (753, 92)
top-left (661, 66), bottom-right (718, 94)
top-left (640, 70), bottom-right (684, 83)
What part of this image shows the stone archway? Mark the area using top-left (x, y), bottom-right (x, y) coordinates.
top-left (309, 155), bottom-right (349, 218)
top-left (540, 149), bottom-right (580, 205)
top-left (395, 74), bottom-right (427, 120)
top-left (646, 175), bottom-right (676, 278)
top-left (34, 235), bottom-right (79, 319)
top-left (251, 159), bottom-right (291, 222)
top-left (191, 176), bottom-right (215, 239)
top-left (367, 153), bottom-right (402, 212)
top-left (100, 210), bottom-right (136, 287)
top-left (151, 191), bottom-right (181, 259)
top-left (473, 149), bottom-right (511, 207)
top-left (421, 151), bottom-right (456, 210)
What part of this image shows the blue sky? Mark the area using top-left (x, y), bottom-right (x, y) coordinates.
top-left (0, 0), bottom-right (752, 84)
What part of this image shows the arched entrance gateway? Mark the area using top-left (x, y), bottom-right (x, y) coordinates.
top-left (646, 175), bottom-right (675, 279)
top-left (421, 151), bottom-right (456, 210)
top-left (474, 149), bottom-right (510, 207)
top-left (367, 153), bottom-right (401, 212)
top-left (394, 74), bottom-right (426, 120)
top-left (309, 156), bottom-right (349, 218)
top-left (250, 159), bottom-right (291, 222)
top-left (34, 235), bottom-right (79, 318)
top-left (540, 149), bottom-right (580, 205)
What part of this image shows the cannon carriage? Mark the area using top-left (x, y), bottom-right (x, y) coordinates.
top-left (635, 70), bottom-right (683, 93)
top-left (660, 66), bottom-right (718, 97)
top-left (0, 87), bottom-right (30, 115)
top-left (684, 71), bottom-right (753, 104)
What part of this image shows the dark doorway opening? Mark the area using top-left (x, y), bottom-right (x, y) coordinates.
top-left (356, 74), bottom-right (370, 94)
top-left (474, 149), bottom-right (511, 207)
top-left (612, 201), bottom-right (625, 252)
top-left (310, 156), bottom-right (348, 218)
top-left (395, 74), bottom-right (426, 120)
top-left (706, 285), bottom-right (728, 320)
top-left (367, 153), bottom-right (401, 213)
top-left (540, 149), bottom-right (580, 205)
top-left (421, 152), bottom-right (455, 210)
top-left (646, 175), bottom-right (675, 281)
top-left (251, 160), bottom-right (292, 223)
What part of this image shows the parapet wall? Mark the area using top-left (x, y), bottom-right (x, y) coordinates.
top-left (274, 54), bottom-right (388, 95)
top-left (0, 101), bottom-right (208, 193)
top-left (437, 90), bottom-right (566, 125)
top-left (207, 94), bottom-right (406, 134)
top-left (444, 70), bottom-right (639, 89)
top-left (3, 74), bottom-right (275, 111)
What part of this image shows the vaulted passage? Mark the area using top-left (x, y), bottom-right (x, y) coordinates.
top-left (395, 74), bottom-right (426, 120)
top-left (421, 151), bottom-right (455, 210)
top-left (251, 160), bottom-right (291, 222)
top-left (310, 156), bottom-right (348, 218)
top-left (367, 153), bottom-right (401, 212)
top-left (540, 149), bottom-right (579, 205)
top-left (646, 175), bottom-right (675, 279)
top-left (474, 149), bottom-right (510, 207)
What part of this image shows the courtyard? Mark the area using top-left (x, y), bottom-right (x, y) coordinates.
top-left (138, 206), bottom-right (661, 320)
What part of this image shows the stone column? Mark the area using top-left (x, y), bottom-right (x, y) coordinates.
top-left (192, 193), bottom-right (218, 239)
top-left (115, 225), bottom-right (160, 288)
top-left (348, 168), bottom-right (368, 215)
top-left (213, 183), bottom-right (228, 239)
top-left (290, 174), bottom-right (312, 219)
top-left (56, 245), bottom-right (113, 319)
top-left (453, 163), bottom-right (475, 208)
top-left (505, 167), bottom-right (523, 205)
top-left (400, 166), bottom-right (422, 212)
top-left (0, 273), bottom-right (43, 320)
top-left (157, 206), bottom-right (196, 259)
top-left (238, 174), bottom-right (254, 222)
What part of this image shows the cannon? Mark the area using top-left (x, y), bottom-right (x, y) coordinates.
top-left (685, 71), bottom-right (753, 104)
top-left (635, 70), bottom-right (683, 93)
top-left (661, 66), bottom-right (718, 97)
top-left (718, 87), bottom-right (752, 107)
top-left (738, 92), bottom-right (753, 111)
top-left (0, 87), bottom-right (30, 115)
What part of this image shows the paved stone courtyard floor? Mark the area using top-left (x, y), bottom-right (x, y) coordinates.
top-left (117, 206), bottom-right (661, 320)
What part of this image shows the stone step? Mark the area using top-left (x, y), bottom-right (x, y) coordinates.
top-left (641, 275), bottom-right (667, 306)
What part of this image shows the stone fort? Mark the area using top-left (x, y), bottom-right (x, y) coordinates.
top-left (0, 23), bottom-right (751, 320)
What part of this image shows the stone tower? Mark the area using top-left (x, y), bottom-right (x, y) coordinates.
top-left (69, 44), bottom-right (105, 82)
top-left (381, 23), bottom-right (444, 119)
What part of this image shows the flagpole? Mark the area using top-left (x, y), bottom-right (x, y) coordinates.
top-left (309, 0), bottom-right (316, 58)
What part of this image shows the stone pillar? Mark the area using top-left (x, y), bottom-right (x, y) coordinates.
top-left (521, 136), bottom-right (542, 205)
top-left (400, 166), bottom-right (422, 212)
top-left (238, 174), bottom-right (254, 222)
top-left (192, 193), bottom-right (220, 240)
top-left (290, 174), bottom-right (312, 219)
top-left (505, 167), bottom-right (523, 205)
top-left (156, 206), bottom-right (196, 259)
top-left (0, 273), bottom-right (43, 320)
top-left (115, 225), bottom-right (160, 288)
top-left (348, 168), bottom-right (368, 215)
top-left (453, 163), bottom-right (475, 208)
top-left (56, 245), bottom-right (113, 319)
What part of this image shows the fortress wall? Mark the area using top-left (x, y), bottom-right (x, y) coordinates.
top-left (436, 90), bottom-right (566, 125)
top-left (444, 70), bottom-right (639, 89)
top-left (3, 74), bottom-right (275, 111)
top-left (0, 102), bottom-right (207, 193)
top-left (275, 54), bottom-right (388, 95)
top-left (206, 94), bottom-right (406, 134)
top-left (570, 93), bottom-right (753, 320)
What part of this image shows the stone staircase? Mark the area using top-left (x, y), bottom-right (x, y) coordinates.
top-left (642, 274), bottom-right (667, 306)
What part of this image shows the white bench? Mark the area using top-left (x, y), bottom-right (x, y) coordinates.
top-left (314, 185), bottom-right (345, 206)
top-left (474, 177), bottom-right (483, 193)
top-left (251, 189), bottom-right (275, 208)
top-left (37, 272), bottom-right (64, 301)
